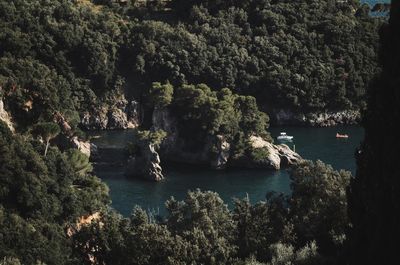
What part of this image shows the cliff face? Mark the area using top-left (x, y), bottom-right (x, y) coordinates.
top-left (81, 97), bottom-right (141, 130)
top-left (0, 99), bottom-right (14, 132)
top-left (348, 1), bottom-right (400, 264)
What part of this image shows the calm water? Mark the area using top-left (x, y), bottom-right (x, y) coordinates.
top-left (362, 0), bottom-right (390, 5)
top-left (90, 126), bottom-right (363, 216)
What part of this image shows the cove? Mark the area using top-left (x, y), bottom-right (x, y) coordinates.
top-left (90, 126), bottom-right (363, 216)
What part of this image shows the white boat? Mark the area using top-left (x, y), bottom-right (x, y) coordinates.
top-left (277, 132), bottom-right (294, 141)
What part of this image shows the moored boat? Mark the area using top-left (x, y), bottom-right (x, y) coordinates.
top-left (277, 132), bottom-right (294, 141)
top-left (336, 133), bottom-right (349, 138)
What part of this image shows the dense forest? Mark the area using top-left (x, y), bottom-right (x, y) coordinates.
top-left (0, 0), bottom-right (384, 133)
top-left (0, 0), bottom-right (397, 264)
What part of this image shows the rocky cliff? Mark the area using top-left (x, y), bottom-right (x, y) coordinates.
top-left (81, 97), bottom-right (141, 130)
top-left (0, 99), bottom-right (15, 132)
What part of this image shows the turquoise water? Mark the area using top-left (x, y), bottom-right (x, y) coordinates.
top-left (91, 126), bottom-right (363, 216)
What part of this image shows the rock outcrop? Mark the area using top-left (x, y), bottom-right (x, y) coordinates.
top-left (273, 109), bottom-right (360, 127)
top-left (152, 108), bottom-right (179, 154)
top-left (53, 113), bottom-right (97, 157)
top-left (0, 99), bottom-right (14, 132)
top-left (81, 98), bottom-right (141, 130)
top-left (152, 108), bottom-right (224, 167)
top-left (70, 136), bottom-right (97, 158)
top-left (150, 108), bottom-right (301, 170)
top-left (211, 135), bottom-right (231, 170)
top-left (126, 143), bottom-right (164, 181)
top-left (234, 136), bottom-right (302, 170)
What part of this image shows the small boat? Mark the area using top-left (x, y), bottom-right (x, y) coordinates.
top-left (336, 133), bottom-right (349, 139)
top-left (277, 132), bottom-right (294, 141)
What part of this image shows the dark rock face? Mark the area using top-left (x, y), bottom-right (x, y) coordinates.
top-left (81, 99), bottom-right (141, 130)
top-left (107, 108), bottom-right (129, 130)
top-left (126, 143), bottom-right (163, 181)
top-left (81, 110), bottom-right (108, 130)
top-left (273, 109), bottom-right (360, 127)
top-left (211, 135), bottom-right (231, 170)
top-left (348, 3), bottom-right (400, 265)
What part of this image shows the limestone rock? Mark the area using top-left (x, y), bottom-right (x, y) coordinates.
top-left (126, 143), bottom-right (164, 182)
top-left (81, 98), bottom-right (141, 130)
top-left (273, 109), bottom-right (360, 127)
top-left (71, 136), bottom-right (93, 157)
top-left (0, 99), bottom-right (15, 132)
top-left (127, 100), bottom-right (141, 128)
top-left (107, 108), bottom-right (129, 129)
top-left (211, 135), bottom-right (231, 170)
top-left (245, 136), bottom-right (302, 170)
top-left (81, 110), bottom-right (108, 130)
top-left (151, 108), bottom-right (179, 153)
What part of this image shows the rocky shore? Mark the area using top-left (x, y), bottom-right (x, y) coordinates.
top-left (272, 109), bottom-right (361, 127)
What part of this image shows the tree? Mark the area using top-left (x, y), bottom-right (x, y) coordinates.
top-left (148, 82), bottom-right (174, 108)
top-left (165, 190), bottom-right (237, 264)
top-left (289, 160), bottom-right (351, 255)
top-left (65, 149), bottom-right (93, 176)
top-left (32, 122), bottom-right (60, 156)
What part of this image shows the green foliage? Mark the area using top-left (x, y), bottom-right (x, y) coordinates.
top-left (135, 129), bottom-right (167, 147)
top-left (0, 0), bottom-right (384, 264)
top-left (0, 257), bottom-right (22, 265)
top-left (165, 190), bottom-right (237, 264)
top-left (233, 195), bottom-right (293, 261)
top-left (0, 0), bottom-right (382, 131)
top-left (0, 127), bottom-right (110, 264)
top-left (266, 241), bottom-right (320, 265)
top-left (0, 129), bottom-right (109, 221)
top-left (0, 208), bottom-right (71, 265)
top-left (70, 177), bottom-right (343, 265)
top-left (124, 0), bottom-right (382, 112)
top-left (171, 84), bottom-right (271, 148)
top-left (32, 122), bottom-right (60, 141)
top-left (127, 129), bottom-right (167, 156)
top-left (65, 149), bottom-right (93, 176)
top-left (250, 147), bottom-right (270, 163)
top-left (148, 82), bottom-right (174, 108)
top-left (32, 122), bottom-right (60, 156)
top-left (289, 160), bottom-right (351, 254)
